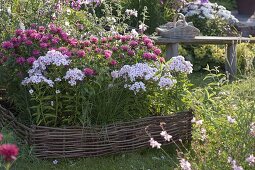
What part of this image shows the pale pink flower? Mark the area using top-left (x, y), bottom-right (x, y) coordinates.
top-left (196, 120), bottom-right (203, 125)
top-left (227, 116), bottom-right (236, 124)
top-left (179, 158), bottom-right (191, 170)
top-left (246, 154), bottom-right (255, 166)
top-left (160, 131), bottom-right (172, 141)
top-left (149, 138), bottom-right (161, 149)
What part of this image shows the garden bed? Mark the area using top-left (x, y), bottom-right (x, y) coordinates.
top-left (0, 102), bottom-right (193, 159)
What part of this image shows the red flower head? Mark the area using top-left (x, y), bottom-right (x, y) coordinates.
top-left (109, 60), bottom-right (118, 66)
top-left (104, 50), bottom-right (112, 59)
top-left (0, 144), bottom-right (19, 162)
top-left (83, 68), bottom-right (95, 76)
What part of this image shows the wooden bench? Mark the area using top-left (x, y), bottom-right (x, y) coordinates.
top-left (152, 36), bottom-right (255, 80)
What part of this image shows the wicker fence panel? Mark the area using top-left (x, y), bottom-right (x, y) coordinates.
top-left (0, 103), bottom-right (193, 159)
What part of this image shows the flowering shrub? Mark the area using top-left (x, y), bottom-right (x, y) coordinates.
top-left (181, 1), bottom-right (238, 23)
top-left (0, 24), bottom-right (192, 126)
top-left (179, 0), bottom-right (238, 36)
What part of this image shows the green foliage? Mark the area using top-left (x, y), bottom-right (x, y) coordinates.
top-left (121, 0), bottom-right (174, 34)
top-left (179, 45), bottom-right (225, 71)
top-left (210, 0), bottom-right (237, 10)
top-left (186, 68), bottom-right (255, 169)
top-left (237, 43), bottom-right (255, 73)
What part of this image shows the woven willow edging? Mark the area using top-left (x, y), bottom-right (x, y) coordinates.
top-left (0, 104), bottom-right (193, 159)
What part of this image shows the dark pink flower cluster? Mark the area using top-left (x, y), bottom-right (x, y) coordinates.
top-left (1, 24), bottom-right (163, 79)
top-left (0, 133), bottom-right (19, 163)
top-left (0, 23), bottom-right (78, 66)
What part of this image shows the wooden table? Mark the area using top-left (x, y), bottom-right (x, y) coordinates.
top-left (152, 36), bottom-right (255, 80)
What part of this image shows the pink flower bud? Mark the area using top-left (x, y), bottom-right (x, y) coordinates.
top-left (77, 50), bottom-right (85, 57)
top-left (104, 50), bottom-right (112, 59)
top-left (83, 68), bottom-right (95, 76)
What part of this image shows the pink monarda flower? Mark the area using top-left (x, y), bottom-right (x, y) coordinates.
top-left (153, 48), bottom-right (162, 55)
top-left (90, 36), bottom-right (98, 44)
top-left (40, 35), bottom-right (49, 42)
top-left (146, 42), bottom-right (154, 49)
top-left (51, 37), bottom-right (60, 45)
top-left (49, 24), bottom-right (58, 33)
top-left (32, 50), bottom-right (40, 56)
top-left (121, 36), bottom-right (127, 42)
top-left (104, 50), bottom-right (112, 59)
top-left (38, 26), bottom-right (45, 32)
top-left (68, 38), bottom-right (78, 47)
top-left (112, 46), bottom-right (118, 52)
top-left (121, 45), bottom-right (129, 51)
top-left (108, 36), bottom-right (113, 41)
top-left (142, 52), bottom-right (152, 60)
top-left (95, 48), bottom-right (102, 54)
top-left (101, 37), bottom-right (107, 43)
top-left (77, 50), bottom-right (85, 58)
top-left (109, 60), bottom-right (118, 66)
top-left (40, 43), bottom-right (48, 48)
top-left (10, 37), bottom-right (18, 43)
top-left (129, 40), bottom-right (138, 47)
top-left (0, 144), bottom-right (19, 162)
top-left (25, 29), bottom-right (37, 36)
top-left (64, 51), bottom-right (72, 57)
top-left (83, 40), bottom-right (91, 47)
top-left (1, 41), bottom-right (14, 49)
top-left (58, 47), bottom-right (69, 53)
top-left (143, 38), bottom-right (153, 45)
top-left (15, 29), bottom-right (23, 36)
top-left (59, 31), bottom-right (69, 41)
top-left (125, 35), bottom-right (132, 41)
top-left (25, 40), bottom-right (33, 46)
top-left (30, 23), bottom-right (37, 29)
top-left (27, 57), bottom-right (36, 65)
top-left (114, 34), bottom-right (121, 40)
top-left (151, 54), bottom-right (158, 61)
top-left (159, 57), bottom-right (165, 63)
top-left (83, 68), bottom-right (95, 76)
top-left (16, 57), bottom-right (26, 65)
top-left (30, 33), bottom-right (42, 40)
top-left (127, 50), bottom-right (135, 56)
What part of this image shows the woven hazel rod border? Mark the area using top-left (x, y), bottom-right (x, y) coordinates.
top-left (0, 102), bottom-right (193, 159)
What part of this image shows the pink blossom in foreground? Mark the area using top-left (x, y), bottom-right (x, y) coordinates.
top-left (179, 158), bottom-right (191, 170)
top-left (0, 144), bottom-right (19, 162)
top-left (149, 138), bottom-right (161, 149)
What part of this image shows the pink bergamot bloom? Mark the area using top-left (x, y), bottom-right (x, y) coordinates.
top-left (83, 68), bottom-right (95, 76)
top-left (0, 144), bottom-right (19, 162)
